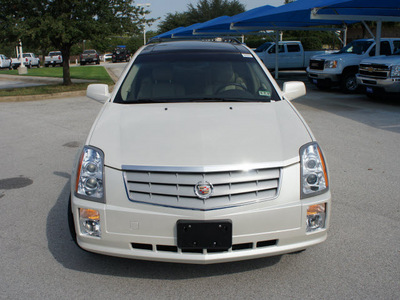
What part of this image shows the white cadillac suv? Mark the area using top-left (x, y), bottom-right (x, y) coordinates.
top-left (69, 40), bottom-right (331, 264)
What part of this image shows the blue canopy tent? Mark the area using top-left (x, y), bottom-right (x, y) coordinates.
top-left (152, 27), bottom-right (186, 39)
top-left (170, 17), bottom-right (239, 38)
top-left (310, 0), bottom-right (400, 55)
top-left (192, 5), bottom-right (276, 35)
top-left (230, 0), bottom-right (351, 31)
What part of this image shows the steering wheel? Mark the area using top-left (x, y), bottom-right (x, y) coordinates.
top-left (216, 83), bottom-right (248, 94)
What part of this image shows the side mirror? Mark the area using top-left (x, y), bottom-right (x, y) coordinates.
top-left (86, 84), bottom-right (110, 102)
top-left (282, 81), bottom-right (306, 101)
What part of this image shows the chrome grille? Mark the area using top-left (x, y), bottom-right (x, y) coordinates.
top-left (359, 63), bottom-right (390, 79)
top-left (309, 59), bottom-right (325, 70)
top-left (123, 167), bottom-right (281, 210)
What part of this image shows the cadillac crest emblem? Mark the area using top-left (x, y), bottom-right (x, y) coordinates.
top-left (194, 181), bottom-right (214, 199)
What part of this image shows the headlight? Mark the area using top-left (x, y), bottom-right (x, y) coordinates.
top-left (324, 60), bottom-right (337, 69)
top-left (390, 65), bottom-right (400, 78)
top-left (300, 142), bottom-right (329, 198)
top-left (79, 208), bottom-right (101, 237)
top-left (75, 146), bottom-right (104, 202)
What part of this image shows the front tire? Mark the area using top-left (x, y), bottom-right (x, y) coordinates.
top-left (68, 195), bottom-right (77, 244)
top-left (341, 72), bottom-right (358, 93)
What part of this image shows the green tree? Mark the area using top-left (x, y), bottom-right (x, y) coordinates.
top-left (0, 0), bottom-right (155, 85)
top-left (158, 0), bottom-right (245, 33)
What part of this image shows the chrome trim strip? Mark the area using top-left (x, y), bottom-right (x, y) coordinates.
top-left (121, 157), bottom-right (298, 173)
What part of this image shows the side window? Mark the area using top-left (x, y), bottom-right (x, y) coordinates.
top-left (392, 41), bottom-right (400, 54)
top-left (369, 46), bottom-right (375, 56)
top-left (370, 42), bottom-right (393, 56)
top-left (268, 45), bottom-right (285, 54)
top-left (381, 42), bottom-right (391, 55)
top-left (287, 44), bottom-right (301, 52)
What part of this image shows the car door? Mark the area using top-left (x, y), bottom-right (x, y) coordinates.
top-left (285, 43), bottom-right (303, 69)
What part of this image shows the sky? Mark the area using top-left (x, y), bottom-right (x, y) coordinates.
top-left (142, 0), bottom-right (285, 31)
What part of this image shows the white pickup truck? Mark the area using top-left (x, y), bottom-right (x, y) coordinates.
top-left (11, 53), bottom-right (40, 69)
top-left (254, 41), bottom-right (332, 70)
top-left (0, 54), bottom-right (11, 69)
top-left (45, 51), bottom-right (63, 67)
top-left (307, 38), bottom-right (400, 93)
top-left (356, 49), bottom-right (400, 97)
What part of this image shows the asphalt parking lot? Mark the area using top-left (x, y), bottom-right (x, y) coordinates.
top-left (0, 69), bottom-right (399, 299)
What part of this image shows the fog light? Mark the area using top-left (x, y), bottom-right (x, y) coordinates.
top-left (79, 208), bottom-right (101, 237)
top-left (306, 204), bottom-right (326, 232)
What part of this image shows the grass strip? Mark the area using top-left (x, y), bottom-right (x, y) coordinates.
top-left (0, 66), bottom-right (114, 97)
top-left (0, 83), bottom-right (94, 97)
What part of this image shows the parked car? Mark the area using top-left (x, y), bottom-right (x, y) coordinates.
top-left (307, 38), bottom-right (400, 93)
top-left (112, 45), bottom-right (130, 63)
top-left (69, 40), bottom-right (331, 264)
top-left (20, 53), bottom-right (40, 68)
top-left (0, 54), bottom-right (11, 69)
top-left (10, 53), bottom-right (39, 69)
top-left (102, 53), bottom-right (112, 61)
top-left (356, 48), bottom-right (400, 97)
top-left (80, 49), bottom-right (100, 65)
top-left (254, 41), bottom-right (333, 70)
top-left (45, 51), bottom-right (63, 67)
top-left (11, 57), bottom-right (20, 69)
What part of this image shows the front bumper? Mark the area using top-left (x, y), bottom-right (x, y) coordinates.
top-left (71, 164), bottom-right (331, 264)
top-left (356, 75), bottom-right (400, 93)
top-left (307, 68), bottom-right (341, 87)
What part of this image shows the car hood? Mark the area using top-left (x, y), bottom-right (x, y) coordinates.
top-left (360, 55), bottom-right (400, 65)
top-left (311, 53), bottom-right (359, 61)
top-left (88, 101), bottom-right (312, 169)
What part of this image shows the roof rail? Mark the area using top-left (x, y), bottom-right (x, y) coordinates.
top-left (147, 36), bottom-right (242, 45)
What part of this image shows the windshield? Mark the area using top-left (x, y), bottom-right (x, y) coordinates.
top-left (254, 42), bottom-right (272, 53)
top-left (114, 52), bottom-right (279, 103)
top-left (338, 40), bottom-right (373, 55)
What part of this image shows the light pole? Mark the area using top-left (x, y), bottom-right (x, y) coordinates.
top-left (18, 39), bottom-right (28, 75)
top-left (137, 3), bottom-right (151, 45)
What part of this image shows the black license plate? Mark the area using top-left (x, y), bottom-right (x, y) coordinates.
top-left (177, 220), bottom-right (232, 250)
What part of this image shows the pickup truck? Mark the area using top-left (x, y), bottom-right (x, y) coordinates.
top-left (45, 51), bottom-right (63, 67)
top-left (112, 45), bottom-right (130, 63)
top-left (307, 38), bottom-right (400, 93)
top-left (11, 53), bottom-right (40, 69)
top-left (0, 54), bottom-right (11, 69)
top-left (254, 41), bottom-right (332, 70)
top-left (79, 49), bottom-right (100, 65)
top-left (356, 48), bottom-right (400, 97)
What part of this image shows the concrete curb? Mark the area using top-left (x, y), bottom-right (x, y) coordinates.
top-left (0, 90), bottom-right (86, 102)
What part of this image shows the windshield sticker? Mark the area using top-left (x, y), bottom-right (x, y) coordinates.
top-left (242, 53), bottom-right (253, 58)
top-left (259, 90), bottom-right (271, 97)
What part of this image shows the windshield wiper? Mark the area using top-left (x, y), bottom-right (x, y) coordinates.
top-left (186, 97), bottom-right (268, 102)
top-left (132, 99), bottom-right (171, 103)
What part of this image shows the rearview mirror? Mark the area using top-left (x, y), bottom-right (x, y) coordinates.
top-left (282, 81), bottom-right (306, 101)
top-left (86, 84), bottom-right (110, 102)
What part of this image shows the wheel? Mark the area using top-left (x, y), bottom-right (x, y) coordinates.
top-left (96, 60), bottom-right (100, 65)
top-left (68, 195), bottom-right (77, 244)
top-left (341, 72), bottom-right (358, 93)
